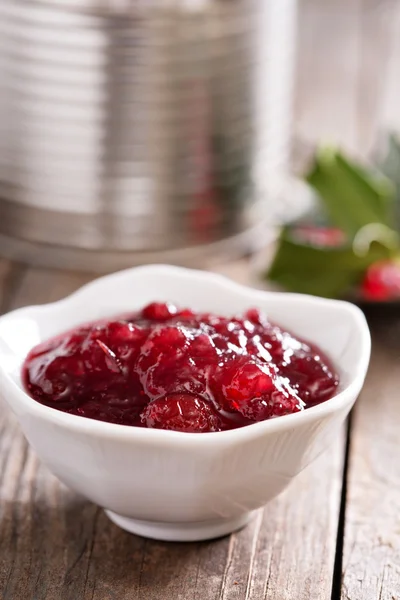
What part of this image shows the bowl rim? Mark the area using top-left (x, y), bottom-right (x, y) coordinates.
top-left (0, 264), bottom-right (371, 447)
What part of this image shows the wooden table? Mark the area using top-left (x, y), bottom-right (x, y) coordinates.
top-left (1, 261), bottom-right (400, 600)
top-left (1, 1), bottom-right (400, 598)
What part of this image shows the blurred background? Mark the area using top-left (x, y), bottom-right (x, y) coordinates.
top-left (1, 0), bottom-right (400, 303)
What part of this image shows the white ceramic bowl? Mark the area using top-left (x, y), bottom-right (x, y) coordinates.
top-left (0, 265), bottom-right (371, 542)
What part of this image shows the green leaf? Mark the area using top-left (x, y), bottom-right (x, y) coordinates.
top-left (378, 133), bottom-right (400, 189)
top-left (306, 146), bottom-right (394, 238)
top-left (266, 228), bottom-right (393, 298)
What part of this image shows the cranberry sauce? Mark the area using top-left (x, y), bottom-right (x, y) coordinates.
top-left (22, 302), bottom-right (339, 432)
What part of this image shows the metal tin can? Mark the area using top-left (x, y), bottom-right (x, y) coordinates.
top-left (0, 0), bottom-right (297, 271)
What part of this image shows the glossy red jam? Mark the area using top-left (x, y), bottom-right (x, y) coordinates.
top-left (22, 302), bottom-right (339, 432)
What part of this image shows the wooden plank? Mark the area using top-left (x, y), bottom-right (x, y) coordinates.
top-left (4, 267), bottom-right (94, 310)
top-left (0, 266), bottom-right (345, 599)
top-left (214, 436), bottom-right (344, 600)
top-left (341, 317), bottom-right (400, 600)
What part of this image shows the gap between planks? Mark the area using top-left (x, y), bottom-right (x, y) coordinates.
top-left (341, 316), bottom-right (400, 600)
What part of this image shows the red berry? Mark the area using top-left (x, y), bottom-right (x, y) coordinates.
top-left (136, 325), bottom-right (190, 395)
top-left (362, 260), bottom-right (400, 301)
top-left (283, 351), bottom-right (339, 405)
top-left (212, 357), bottom-right (301, 421)
top-left (106, 321), bottom-right (148, 361)
top-left (141, 302), bottom-right (178, 321)
top-left (245, 308), bottom-right (269, 326)
top-left (222, 358), bottom-right (275, 402)
top-left (142, 394), bottom-right (221, 432)
top-left (293, 226), bottom-right (345, 248)
top-left (176, 308), bottom-right (195, 319)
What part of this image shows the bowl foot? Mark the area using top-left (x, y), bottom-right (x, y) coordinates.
top-left (105, 510), bottom-right (255, 542)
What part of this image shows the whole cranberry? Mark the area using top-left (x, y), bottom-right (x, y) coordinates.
top-left (361, 259), bottom-right (400, 301)
top-left (244, 308), bottom-right (269, 326)
top-left (106, 321), bottom-right (148, 361)
top-left (141, 302), bottom-right (178, 321)
top-left (142, 394), bottom-right (221, 432)
top-left (283, 352), bottom-right (339, 405)
top-left (136, 325), bottom-right (191, 396)
top-left (212, 356), bottom-right (301, 421)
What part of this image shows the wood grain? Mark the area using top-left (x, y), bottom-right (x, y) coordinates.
top-left (0, 266), bottom-right (345, 599)
top-left (341, 317), bottom-right (400, 600)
